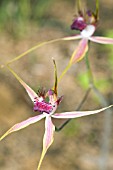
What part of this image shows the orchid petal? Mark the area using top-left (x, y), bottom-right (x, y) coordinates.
top-left (37, 115), bottom-right (55, 170)
top-left (89, 36), bottom-right (113, 44)
top-left (52, 105), bottom-right (113, 119)
top-left (95, 0), bottom-right (99, 20)
top-left (58, 38), bottom-right (88, 83)
top-left (70, 38), bottom-right (88, 64)
top-left (61, 34), bottom-right (82, 41)
top-left (6, 35), bottom-right (81, 66)
top-left (52, 59), bottom-right (58, 95)
top-left (0, 114), bottom-right (45, 141)
top-left (6, 38), bottom-right (63, 65)
top-left (7, 65), bottom-right (39, 102)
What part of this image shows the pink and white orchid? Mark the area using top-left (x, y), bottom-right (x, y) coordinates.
top-left (58, 0), bottom-right (113, 68)
top-left (4, 0), bottom-right (113, 83)
top-left (0, 65), bottom-right (113, 170)
top-left (67, 8), bottom-right (113, 64)
top-left (4, 1), bottom-right (113, 68)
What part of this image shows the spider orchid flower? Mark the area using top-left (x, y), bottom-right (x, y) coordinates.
top-left (58, 0), bottom-right (113, 80)
top-left (0, 65), bottom-right (113, 170)
top-left (3, 0), bottom-right (113, 82)
top-left (53, 0), bottom-right (113, 81)
top-left (63, 0), bottom-right (113, 65)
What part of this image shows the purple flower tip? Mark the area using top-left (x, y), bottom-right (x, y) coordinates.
top-left (48, 89), bottom-right (54, 96)
top-left (87, 10), bottom-right (92, 17)
top-left (71, 17), bottom-right (87, 31)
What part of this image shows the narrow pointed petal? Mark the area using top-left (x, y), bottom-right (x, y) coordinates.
top-left (58, 38), bottom-right (88, 83)
top-left (61, 34), bottom-right (82, 41)
top-left (58, 63), bottom-right (71, 83)
top-left (69, 38), bottom-right (88, 64)
top-left (89, 36), bottom-right (113, 44)
top-left (7, 65), bottom-right (39, 102)
top-left (52, 105), bottom-right (113, 119)
top-left (0, 114), bottom-right (45, 141)
top-left (6, 36), bottom-right (81, 66)
top-left (95, 0), bottom-right (99, 20)
top-left (37, 115), bottom-right (55, 170)
top-left (52, 59), bottom-right (58, 95)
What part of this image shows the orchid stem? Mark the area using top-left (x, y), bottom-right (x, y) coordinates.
top-left (84, 48), bottom-right (112, 170)
top-left (85, 50), bottom-right (94, 86)
top-left (84, 48), bottom-right (110, 107)
top-left (55, 87), bottom-right (91, 131)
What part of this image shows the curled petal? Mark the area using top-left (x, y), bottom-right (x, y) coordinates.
top-left (37, 115), bottom-right (55, 170)
top-left (52, 105), bottom-right (113, 119)
top-left (89, 36), bottom-right (113, 44)
top-left (70, 38), bottom-right (88, 64)
top-left (0, 114), bottom-right (45, 141)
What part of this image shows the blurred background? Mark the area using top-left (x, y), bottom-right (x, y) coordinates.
top-left (0, 0), bottom-right (113, 170)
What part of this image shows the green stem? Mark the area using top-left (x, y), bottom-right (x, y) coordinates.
top-left (84, 47), bottom-right (112, 170)
top-left (85, 50), bottom-right (94, 86)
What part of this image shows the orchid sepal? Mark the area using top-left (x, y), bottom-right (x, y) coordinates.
top-left (61, 34), bottom-right (82, 41)
top-left (52, 105), bottom-right (113, 119)
top-left (58, 38), bottom-right (88, 83)
top-left (89, 36), bottom-right (113, 44)
top-left (4, 35), bottom-right (81, 67)
top-left (37, 115), bottom-right (55, 170)
top-left (0, 114), bottom-right (45, 141)
top-left (69, 38), bottom-right (88, 64)
top-left (7, 65), bottom-right (39, 102)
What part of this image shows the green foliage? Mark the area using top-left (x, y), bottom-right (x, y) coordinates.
top-left (78, 72), bottom-right (112, 92)
top-left (0, 0), bottom-right (54, 37)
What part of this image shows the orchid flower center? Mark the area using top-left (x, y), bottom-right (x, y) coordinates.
top-left (71, 17), bottom-right (87, 31)
top-left (71, 9), bottom-right (97, 33)
top-left (80, 25), bottom-right (95, 38)
top-left (33, 89), bottom-right (63, 115)
top-left (34, 100), bottom-right (53, 114)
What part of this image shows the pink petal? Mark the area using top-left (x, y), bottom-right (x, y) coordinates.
top-left (0, 114), bottom-right (45, 141)
top-left (52, 105), bottom-right (113, 119)
top-left (7, 66), bottom-right (39, 102)
top-left (37, 115), bottom-right (55, 170)
top-left (21, 80), bottom-right (39, 102)
top-left (69, 38), bottom-right (88, 64)
top-left (89, 36), bottom-right (113, 44)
